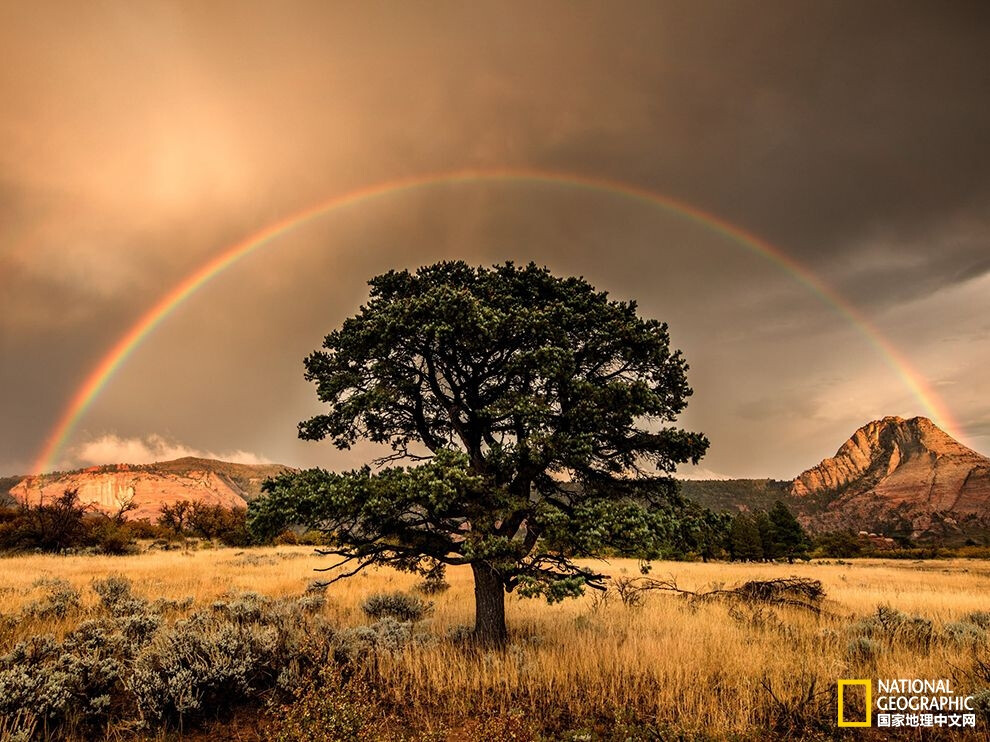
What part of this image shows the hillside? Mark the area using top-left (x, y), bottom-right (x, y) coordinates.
top-left (680, 417), bottom-right (990, 543)
top-left (7, 457), bottom-right (292, 522)
top-left (678, 478), bottom-right (792, 514)
top-left (787, 416), bottom-right (990, 540)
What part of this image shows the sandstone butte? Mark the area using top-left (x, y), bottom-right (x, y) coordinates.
top-left (8, 457), bottom-right (291, 522)
top-left (790, 416), bottom-right (990, 538)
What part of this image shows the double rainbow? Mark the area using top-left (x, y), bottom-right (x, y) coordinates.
top-left (31, 168), bottom-right (961, 474)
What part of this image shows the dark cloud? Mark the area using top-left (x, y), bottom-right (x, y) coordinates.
top-left (1, 1), bottom-right (988, 477)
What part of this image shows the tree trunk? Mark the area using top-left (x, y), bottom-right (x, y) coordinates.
top-left (471, 561), bottom-right (507, 645)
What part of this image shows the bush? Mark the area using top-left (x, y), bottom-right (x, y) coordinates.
top-left (92, 575), bottom-right (147, 616)
top-left (852, 605), bottom-right (935, 649)
top-left (973, 688), bottom-right (990, 722)
top-left (129, 612), bottom-right (281, 724)
top-left (413, 565), bottom-right (451, 595)
top-left (963, 611), bottom-right (990, 629)
top-left (22, 578), bottom-right (81, 620)
top-left (944, 620), bottom-right (987, 646)
top-left (265, 670), bottom-right (389, 742)
top-left (85, 516), bottom-right (138, 555)
top-left (360, 592), bottom-right (431, 623)
top-left (0, 490), bottom-right (87, 553)
top-left (846, 636), bottom-right (879, 662)
top-left (0, 580), bottom-right (335, 736)
top-left (157, 500), bottom-right (252, 546)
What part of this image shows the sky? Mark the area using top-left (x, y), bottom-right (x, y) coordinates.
top-left (1, 1), bottom-right (988, 480)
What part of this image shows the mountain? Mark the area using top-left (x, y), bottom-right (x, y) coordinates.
top-left (6, 457), bottom-right (292, 522)
top-left (680, 417), bottom-right (990, 542)
top-left (4, 416), bottom-right (988, 540)
top-left (787, 416), bottom-right (990, 539)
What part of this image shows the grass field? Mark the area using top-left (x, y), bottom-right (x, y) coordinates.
top-left (2, 547), bottom-right (990, 740)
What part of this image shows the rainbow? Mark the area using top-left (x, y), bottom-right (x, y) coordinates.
top-left (31, 167), bottom-right (963, 474)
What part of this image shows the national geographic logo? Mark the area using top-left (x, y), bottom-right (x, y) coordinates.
top-left (838, 679), bottom-right (871, 727)
top-left (838, 679), bottom-right (978, 729)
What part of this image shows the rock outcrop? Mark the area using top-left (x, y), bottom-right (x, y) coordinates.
top-left (9, 457), bottom-right (291, 522)
top-left (790, 417), bottom-right (990, 538)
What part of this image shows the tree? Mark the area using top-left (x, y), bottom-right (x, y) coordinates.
top-left (250, 261), bottom-right (708, 644)
top-left (158, 501), bottom-right (192, 534)
top-left (674, 502), bottom-right (731, 562)
top-left (754, 511), bottom-right (776, 561)
top-left (813, 529), bottom-right (862, 558)
top-left (728, 512), bottom-right (763, 561)
top-left (3, 489), bottom-right (88, 553)
top-left (767, 500), bottom-right (810, 562)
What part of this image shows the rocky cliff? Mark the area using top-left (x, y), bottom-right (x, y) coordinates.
top-left (8, 457), bottom-right (291, 522)
top-left (790, 416), bottom-right (990, 538)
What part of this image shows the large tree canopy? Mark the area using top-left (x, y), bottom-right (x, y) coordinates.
top-left (250, 261), bottom-right (709, 643)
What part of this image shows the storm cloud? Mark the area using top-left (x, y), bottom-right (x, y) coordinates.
top-left (2, 1), bottom-right (988, 478)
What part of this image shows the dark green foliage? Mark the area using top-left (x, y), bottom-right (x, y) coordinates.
top-left (251, 261), bottom-right (709, 642)
top-left (812, 529), bottom-right (863, 558)
top-left (413, 563), bottom-right (451, 594)
top-left (672, 501), bottom-right (731, 561)
top-left (360, 592), bottom-right (431, 622)
top-left (767, 501), bottom-right (810, 562)
top-left (677, 478), bottom-right (792, 513)
top-left (727, 502), bottom-right (809, 562)
top-left (729, 512), bottom-right (764, 561)
top-left (754, 511), bottom-right (776, 559)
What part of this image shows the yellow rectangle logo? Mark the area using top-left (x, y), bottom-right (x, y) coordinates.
top-left (838, 679), bottom-right (872, 727)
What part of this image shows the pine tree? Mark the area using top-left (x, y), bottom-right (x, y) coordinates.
top-left (768, 500), bottom-right (810, 563)
top-left (728, 512), bottom-right (763, 561)
top-left (755, 511), bottom-right (777, 561)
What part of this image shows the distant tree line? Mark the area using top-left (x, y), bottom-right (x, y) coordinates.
top-left (0, 490), bottom-right (252, 554)
top-left (727, 501), bottom-right (811, 562)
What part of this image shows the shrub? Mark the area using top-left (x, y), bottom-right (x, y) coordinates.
top-left (305, 580), bottom-right (329, 595)
top-left (85, 516), bottom-right (138, 555)
top-left (944, 620), bottom-right (987, 646)
top-left (846, 636), bottom-right (880, 662)
top-left (973, 688), bottom-right (990, 722)
top-left (413, 565), bottom-right (451, 595)
top-left (333, 618), bottom-right (414, 665)
top-left (360, 592), bottom-right (431, 623)
top-left (756, 676), bottom-right (835, 738)
top-left (0, 611), bottom-right (157, 734)
top-left (265, 670), bottom-right (389, 742)
top-left (852, 605), bottom-right (935, 649)
top-left (92, 575), bottom-right (147, 616)
top-left (22, 578), bottom-right (81, 620)
top-left (274, 529), bottom-right (299, 545)
top-left (0, 490), bottom-right (87, 553)
top-left (128, 612), bottom-right (282, 725)
top-left (158, 500), bottom-right (252, 546)
top-left (0, 580), bottom-right (336, 736)
top-left (963, 611), bottom-right (990, 629)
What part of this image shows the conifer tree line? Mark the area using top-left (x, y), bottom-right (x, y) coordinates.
top-left (727, 500), bottom-right (810, 563)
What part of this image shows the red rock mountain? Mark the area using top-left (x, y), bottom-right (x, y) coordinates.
top-left (790, 416), bottom-right (990, 538)
top-left (8, 457), bottom-right (291, 522)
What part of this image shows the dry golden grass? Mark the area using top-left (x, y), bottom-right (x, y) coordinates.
top-left (2, 547), bottom-right (989, 738)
